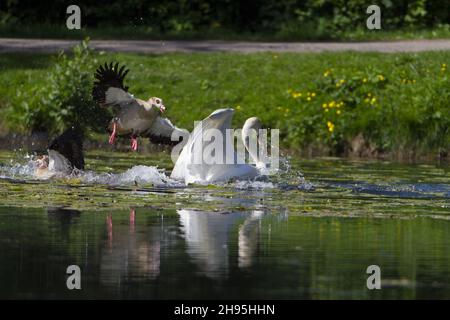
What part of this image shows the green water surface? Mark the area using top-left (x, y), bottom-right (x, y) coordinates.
top-left (0, 150), bottom-right (449, 299)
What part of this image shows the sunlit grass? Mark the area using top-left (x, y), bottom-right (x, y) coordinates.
top-left (0, 50), bottom-right (449, 157)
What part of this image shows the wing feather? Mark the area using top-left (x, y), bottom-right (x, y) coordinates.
top-left (92, 62), bottom-right (132, 106)
top-left (144, 117), bottom-right (188, 146)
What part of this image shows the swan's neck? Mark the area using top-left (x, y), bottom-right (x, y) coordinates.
top-left (242, 128), bottom-right (265, 168)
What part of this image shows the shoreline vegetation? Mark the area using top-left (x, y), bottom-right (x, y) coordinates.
top-left (1, 0), bottom-right (450, 42)
top-left (0, 40), bottom-right (448, 162)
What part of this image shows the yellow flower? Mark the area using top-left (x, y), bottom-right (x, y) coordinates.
top-left (327, 121), bottom-right (335, 132)
top-left (336, 79), bottom-right (345, 88)
top-left (323, 70), bottom-right (331, 77)
top-left (236, 105), bottom-right (241, 110)
top-left (378, 75), bottom-right (385, 81)
top-left (329, 101), bottom-right (336, 108)
top-left (362, 78), bottom-right (368, 83)
top-left (306, 97), bottom-right (311, 101)
top-left (311, 92), bottom-right (316, 97)
top-left (371, 97), bottom-right (376, 104)
top-left (292, 92), bottom-right (302, 98)
top-left (336, 110), bottom-right (341, 115)
top-left (273, 55), bottom-right (278, 59)
top-left (287, 89), bottom-right (293, 93)
top-left (322, 103), bottom-right (327, 108)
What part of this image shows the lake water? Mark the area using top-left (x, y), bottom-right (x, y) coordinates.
top-left (0, 150), bottom-right (449, 299)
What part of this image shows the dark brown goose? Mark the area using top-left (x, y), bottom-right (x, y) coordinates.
top-left (34, 127), bottom-right (84, 178)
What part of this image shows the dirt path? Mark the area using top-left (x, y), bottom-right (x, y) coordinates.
top-left (1, 38), bottom-right (450, 53)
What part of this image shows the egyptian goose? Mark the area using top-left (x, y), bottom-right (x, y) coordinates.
top-left (92, 62), bottom-right (186, 151)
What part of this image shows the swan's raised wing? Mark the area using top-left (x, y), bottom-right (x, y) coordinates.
top-left (143, 116), bottom-right (188, 146)
top-left (171, 108), bottom-right (250, 183)
top-left (93, 62), bottom-right (136, 107)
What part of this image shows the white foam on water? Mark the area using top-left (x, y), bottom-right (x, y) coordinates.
top-left (232, 180), bottom-right (276, 190)
top-left (80, 165), bottom-right (180, 187)
top-left (0, 154), bottom-right (310, 191)
top-left (0, 161), bottom-right (36, 179)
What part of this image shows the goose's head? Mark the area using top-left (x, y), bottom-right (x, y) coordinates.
top-left (35, 155), bottom-right (49, 169)
top-left (148, 97), bottom-right (165, 113)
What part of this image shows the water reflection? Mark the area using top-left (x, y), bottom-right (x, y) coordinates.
top-left (100, 209), bottom-right (161, 287)
top-left (178, 209), bottom-right (267, 278)
top-left (1, 203), bottom-right (450, 299)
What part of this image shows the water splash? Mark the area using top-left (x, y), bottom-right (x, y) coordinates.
top-left (0, 161), bottom-right (36, 179)
top-left (81, 165), bottom-right (180, 187)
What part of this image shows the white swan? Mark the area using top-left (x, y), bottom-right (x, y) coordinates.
top-left (170, 108), bottom-right (267, 184)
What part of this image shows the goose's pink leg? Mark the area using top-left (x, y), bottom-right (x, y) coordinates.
top-left (130, 208), bottom-right (135, 234)
top-left (131, 136), bottom-right (138, 151)
top-left (107, 213), bottom-right (113, 251)
top-left (109, 122), bottom-right (117, 144)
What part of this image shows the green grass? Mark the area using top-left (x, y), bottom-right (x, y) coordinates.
top-left (1, 23), bottom-right (450, 41)
top-left (0, 49), bottom-right (449, 158)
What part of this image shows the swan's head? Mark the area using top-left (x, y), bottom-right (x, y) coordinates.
top-left (242, 117), bottom-right (262, 142)
top-left (148, 97), bottom-right (165, 113)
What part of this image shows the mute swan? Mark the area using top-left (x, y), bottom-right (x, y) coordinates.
top-left (34, 127), bottom-right (84, 178)
top-left (170, 108), bottom-right (267, 184)
top-left (93, 62), bottom-right (186, 151)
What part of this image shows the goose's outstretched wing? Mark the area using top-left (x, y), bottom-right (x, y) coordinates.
top-left (144, 116), bottom-right (189, 146)
top-left (93, 62), bottom-right (135, 106)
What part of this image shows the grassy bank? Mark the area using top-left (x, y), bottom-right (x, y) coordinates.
top-left (0, 48), bottom-right (449, 158)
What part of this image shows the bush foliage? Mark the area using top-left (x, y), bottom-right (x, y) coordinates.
top-left (1, 0), bottom-right (449, 38)
top-left (6, 39), bottom-right (110, 134)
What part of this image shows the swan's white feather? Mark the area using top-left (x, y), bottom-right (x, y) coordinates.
top-left (170, 108), bottom-right (260, 184)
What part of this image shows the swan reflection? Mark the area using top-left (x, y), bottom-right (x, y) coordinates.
top-left (178, 209), bottom-right (266, 278)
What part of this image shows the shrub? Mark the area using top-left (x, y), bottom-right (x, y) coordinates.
top-left (6, 38), bottom-right (110, 134)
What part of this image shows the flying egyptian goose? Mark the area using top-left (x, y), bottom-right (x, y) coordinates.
top-left (34, 127), bottom-right (85, 178)
top-left (92, 62), bottom-right (186, 151)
